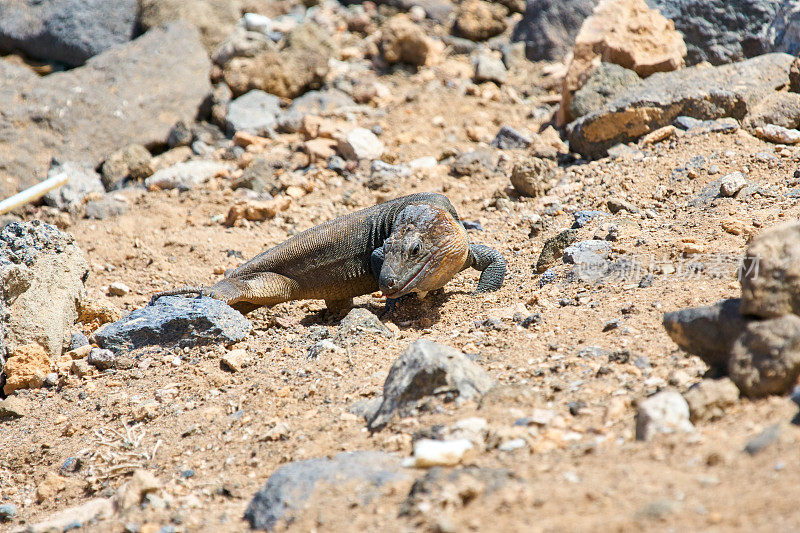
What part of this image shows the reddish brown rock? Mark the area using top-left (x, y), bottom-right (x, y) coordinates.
top-left (3, 344), bottom-right (51, 395)
top-left (558, 0), bottom-right (686, 125)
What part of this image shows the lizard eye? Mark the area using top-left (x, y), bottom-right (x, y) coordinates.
top-left (411, 242), bottom-right (422, 256)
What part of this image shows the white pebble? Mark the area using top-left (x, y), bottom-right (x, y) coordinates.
top-left (403, 438), bottom-right (473, 468)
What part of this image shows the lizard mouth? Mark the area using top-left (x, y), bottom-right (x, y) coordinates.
top-left (382, 255), bottom-right (433, 298)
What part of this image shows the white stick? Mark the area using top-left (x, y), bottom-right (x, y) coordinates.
top-left (0, 173), bottom-right (70, 215)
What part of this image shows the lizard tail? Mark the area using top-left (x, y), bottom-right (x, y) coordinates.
top-left (149, 286), bottom-right (207, 305)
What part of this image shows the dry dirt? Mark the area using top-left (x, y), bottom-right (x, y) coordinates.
top-left (3, 57), bottom-right (800, 532)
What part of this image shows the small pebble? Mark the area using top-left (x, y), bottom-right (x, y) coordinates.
top-left (403, 439), bottom-right (473, 468)
top-left (0, 503), bottom-right (17, 520)
top-left (108, 282), bottom-right (131, 296)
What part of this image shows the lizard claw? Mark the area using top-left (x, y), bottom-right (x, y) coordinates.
top-left (379, 297), bottom-right (398, 319)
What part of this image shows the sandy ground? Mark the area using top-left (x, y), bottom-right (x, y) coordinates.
top-left (2, 57), bottom-right (800, 532)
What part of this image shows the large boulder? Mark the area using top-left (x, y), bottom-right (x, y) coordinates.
top-left (740, 221), bottom-right (800, 319)
top-left (558, 0), bottom-right (686, 125)
top-left (728, 314), bottom-right (800, 398)
top-left (646, 0), bottom-right (800, 66)
top-left (662, 299), bottom-right (749, 370)
top-left (0, 222), bottom-right (88, 359)
top-left (512, 0), bottom-right (597, 61)
top-left (0, 0), bottom-right (138, 67)
top-left (568, 53), bottom-right (794, 158)
top-left (0, 22), bottom-right (211, 197)
top-left (138, 0), bottom-right (240, 52)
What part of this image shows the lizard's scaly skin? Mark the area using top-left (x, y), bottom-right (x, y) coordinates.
top-left (151, 193), bottom-right (506, 314)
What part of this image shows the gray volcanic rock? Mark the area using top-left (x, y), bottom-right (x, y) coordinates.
top-left (244, 452), bottom-right (406, 530)
top-left (94, 296), bottom-right (251, 352)
top-left (568, 53), bottom-right (794, 158)
top-left (646, 0), bottom-right (800, 66)
top-left (0, 0), bottom-right (138, 67)
top-left (662, 299), bottom-right (748, 370)
top-left (368, 340), bottom-right (494, 430)
top-left (0, 22), bottom-right (211, 198)
top-left (512, 0), bottom-right (597, 61)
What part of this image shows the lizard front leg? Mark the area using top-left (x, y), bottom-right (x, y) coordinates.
top-left (467, 244), bottom-right (506, 293)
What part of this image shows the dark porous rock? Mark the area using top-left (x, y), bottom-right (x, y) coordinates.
top-left (728, 314), bottom-right (800, 398)
top-left (68, 332), bottom-right (89, 351)
top-left (0, 0), bottom-right (137, 67)
top-left (570, 63), bottom-right (641, 121)
top-left (512, 0), bottom-right (597, 61)
top-left (0, 221), bottom-right (88, 359)
top-left (535, 229), bottom-right (578, 273)
top-left (451, 149), bottom-right (495, 177)
top-left (491, 125), bottom-right (532, 150)
top-left (646, 0), bottom-right (800, 66)
top-left (568, 53), bottom-right (795, 159)
top-left (509, 158), bottom-right (555, 197)
top-left (84, 194), bottom-right (130, 220)
top-left (367, 340), bottom-right (494, 430)
top-left (244, 451), bottom-right (406, 530)
top-left (662, 299), bottom-right (748, 370)
top-left (336, 308), bottom-right (393, 343)
top-left (683, 378), bottom-right (740, 423)
top-left (94, 296), bottom-right (251, 353)
top-left (42, 161), bottom-right (105, 211)
top-left (740, 221), bottom-right (800, 318)
top-left (0, 22), bottom-right (211, 197)
top-left (226, 90), bottom-right (282, 137)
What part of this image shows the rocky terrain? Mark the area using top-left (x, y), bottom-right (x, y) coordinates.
top-left (2, 0), bottom-right (800, 531)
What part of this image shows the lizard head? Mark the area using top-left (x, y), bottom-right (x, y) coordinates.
top-left (379, 203), bottom-right (470, 298)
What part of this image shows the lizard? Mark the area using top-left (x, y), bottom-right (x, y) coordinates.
top-left (150, 192), bottom-right (506, 315)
